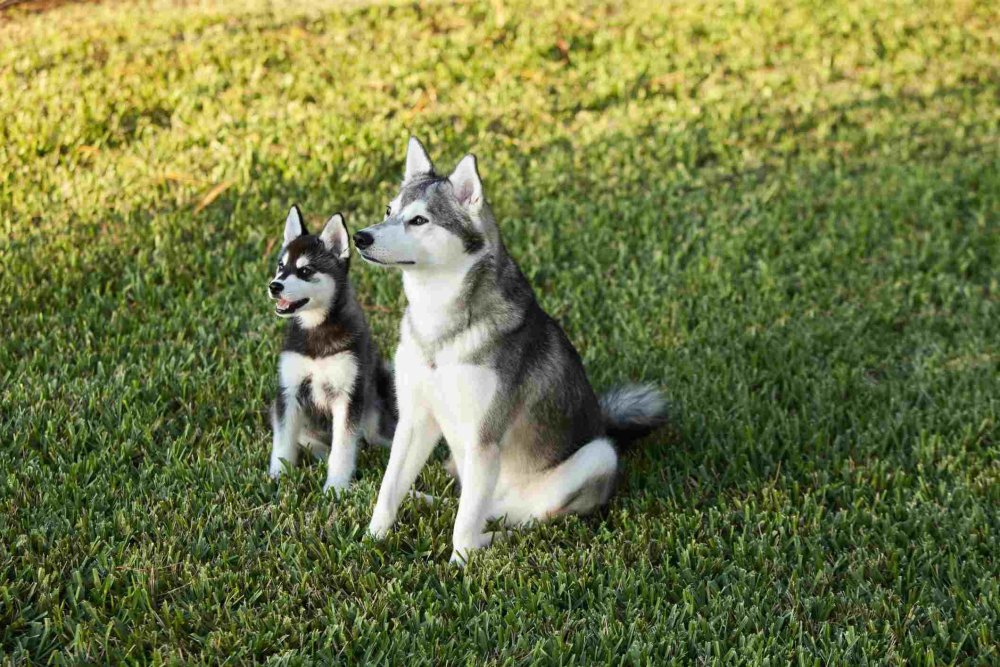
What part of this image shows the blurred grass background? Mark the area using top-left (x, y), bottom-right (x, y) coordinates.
top-left (1, 0), bottom-right (997, 663)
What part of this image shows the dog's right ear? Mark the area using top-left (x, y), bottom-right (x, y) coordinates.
top-left (320, 213), bottom-right (351, 260)
top-left (405, 136), bottom-right (433, 181)
top-left (284, 205), bottom-right (307, 245)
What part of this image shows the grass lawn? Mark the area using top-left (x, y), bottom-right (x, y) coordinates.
top-left (1, 0), bottom-right (998, 663)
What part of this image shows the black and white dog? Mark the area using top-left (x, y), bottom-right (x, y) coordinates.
top-left (355, 139), bottom-right (667, 562)
top-left (268, 206), bottom-right (396, 492)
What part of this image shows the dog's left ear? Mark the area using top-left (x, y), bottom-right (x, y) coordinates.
top-left (284, 205), bottom-right (307, 245)
top-left (320, 213), bottom-right (351, 260)
top-left (405, 136), bottom-right (434, 181)
top-left (449, 154), bottom-right (483, 209)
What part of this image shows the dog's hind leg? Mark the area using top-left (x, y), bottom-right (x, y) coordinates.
top-left (298, 429), bottom-right (329, 460)
top-left (361, 404), bottom-right (393, 449)
top-left (530, 438), bottom-right (618, 520)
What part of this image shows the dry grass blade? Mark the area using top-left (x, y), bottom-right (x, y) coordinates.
top-left (193, 180), bottom-right (233, 214)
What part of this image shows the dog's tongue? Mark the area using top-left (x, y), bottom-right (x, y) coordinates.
top-left (277, 298), bottom-right (292, 309)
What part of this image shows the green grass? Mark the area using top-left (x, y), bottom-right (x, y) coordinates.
top-left (1, 0), bottom-right (998, 662)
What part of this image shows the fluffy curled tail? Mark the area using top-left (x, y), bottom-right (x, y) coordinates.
top-left (600, 383), bottom-right (668, 449)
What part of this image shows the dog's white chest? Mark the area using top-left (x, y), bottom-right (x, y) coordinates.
top-left (279, 351), bottom-right (357, 408)
top-left (430, 363), bottom-right (498, 443)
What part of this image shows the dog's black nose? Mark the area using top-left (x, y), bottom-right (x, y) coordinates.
top-left (269, 281), bottom-right (283, 295)
top-left (353, 231), bottom-right (374, 250)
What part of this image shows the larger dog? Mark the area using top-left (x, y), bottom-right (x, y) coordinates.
top-left (355, 138), bottom-right (666, 563)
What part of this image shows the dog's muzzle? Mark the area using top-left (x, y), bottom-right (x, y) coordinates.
top-left (269, 280), bottom-right (308, 315)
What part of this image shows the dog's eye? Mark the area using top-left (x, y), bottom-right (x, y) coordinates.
top-left (409, 215), bottom-right (428, 226)
top-left (298, 267), bottom-right (314, 279)
top-left (277, 261), bottom-right (285, 271)
top-left (385, 205), bottom-right (391, 218)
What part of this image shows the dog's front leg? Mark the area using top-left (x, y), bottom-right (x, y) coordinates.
top-left (269, 394), bottom-right (302, 479)
top-left (323, 396), bottom-right (358, 493)
top-left (368, 403), bottom-right (440, 539)
top-left (450, 441), bottom-right (501, 565)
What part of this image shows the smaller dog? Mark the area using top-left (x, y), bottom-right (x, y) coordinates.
top-left (268, 205), bottom-right (396, 492)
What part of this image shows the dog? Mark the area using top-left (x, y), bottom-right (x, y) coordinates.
top-left (354, 138), bottom-right (666, 563)
top-left (268, 205), bottom-right (396, 493)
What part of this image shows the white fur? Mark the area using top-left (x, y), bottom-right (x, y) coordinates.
top-left (320, 213), bottom-right (351, 260)
top-left (279, 351), bottom-right (358, 409)
top-left (405, 136), bottom-right (433, 180)
top-left (385, 193), bottom-right (402, 217)
top-left (269, 351), bottom-right (364, 492)
top-left (325, 392), bottom-right (358, 493)
top-left (402, 257), bottom-right (479, 342)
top-left (284, 207), bottom-right (304, 245)
top-left (295, 257), bottom-right (310, 268)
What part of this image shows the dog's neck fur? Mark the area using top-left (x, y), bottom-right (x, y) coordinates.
top-left (287, 281), bottom-right (359, 356)
top-left (402, 254), bottom-right (482, 343)
top-left (401, 239), bottom-right (531, 356)
top-left (295, 306), bottom-right (331, 330)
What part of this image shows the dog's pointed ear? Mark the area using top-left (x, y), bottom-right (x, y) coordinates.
top-left (449, 154), bottom-right (483, 209)
top-left (405, 136), bottom-right (433, 181)
top-left (321, 213), bottom-right (351, 260)
top-left (284, 205), bottom-right (307, 245)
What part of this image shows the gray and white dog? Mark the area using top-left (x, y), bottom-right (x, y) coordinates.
top-left (355, 138), bottom-right (667, 563)
top-left (268, 205), bottom-right (396, 492)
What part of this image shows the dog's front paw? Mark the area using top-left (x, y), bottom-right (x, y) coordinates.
top-left (367, 511), bottom-right (394, 540)
top-left (449, 531), bottom-right (506, 565)
top-left (322, 469), bottom-right (352, 495)
top-left (449, 537), bottom-right (483, 567)
top-left (268, 461), bottom-right (284, 481)
top-left (322, 477), bottom-right (350, 494)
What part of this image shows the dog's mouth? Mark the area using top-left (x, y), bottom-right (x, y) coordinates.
top-left (274, 297), bottom-right (309, 315)
top-left (358, 251), bottom-right (415, 267)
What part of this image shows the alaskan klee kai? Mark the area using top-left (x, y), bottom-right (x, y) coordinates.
top-left (268, 206), bottom-right (396, 492)
top-left (355, 139), bottom-right (666, 563)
